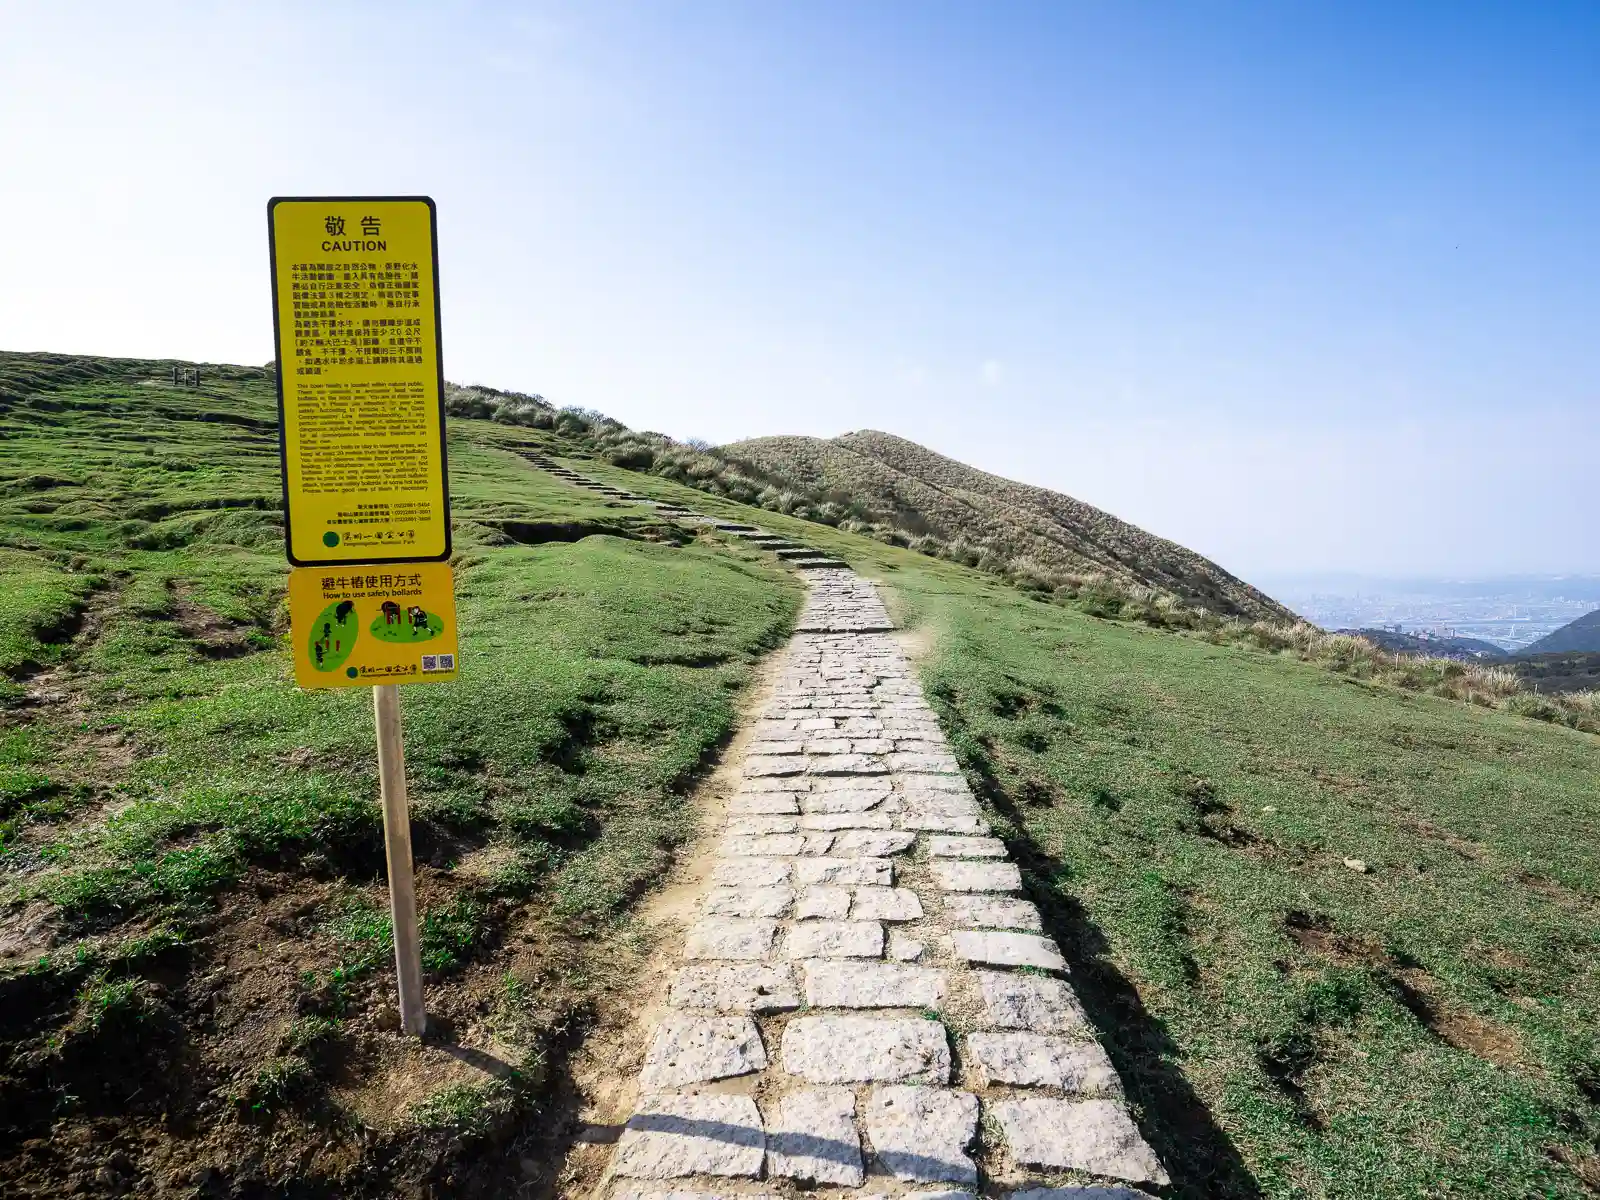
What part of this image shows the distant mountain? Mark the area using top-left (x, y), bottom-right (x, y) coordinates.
top-left (1520, 608), bottom-right (1600, 655)
top-left (1342, 628), bottom-right (1508, 662)
top-left (722, 430), bottom-right (1291, 621)
top-left (1510, 651), bottom-right (1600, 695)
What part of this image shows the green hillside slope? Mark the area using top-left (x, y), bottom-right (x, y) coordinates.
top-left (1523, 607), bottom-right (1600, 655)
top-left (0, 352), bottom-right (802, 1196)
top-left (1, 352), bottom-right (1599, 1197)
top-left (724, 429), bottom-right (1291, 621)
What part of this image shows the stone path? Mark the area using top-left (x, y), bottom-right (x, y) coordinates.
top-left (595, 569), bottom-right (1169, 1200)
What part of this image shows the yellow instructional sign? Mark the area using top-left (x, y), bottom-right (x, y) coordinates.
top-left (288, 562), bottom-right (460, 688)
top-left (268, 196), bottom-right (450, 566)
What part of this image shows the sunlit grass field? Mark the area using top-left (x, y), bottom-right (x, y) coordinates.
top-left (2, 352), bottom-right (1599, 1196)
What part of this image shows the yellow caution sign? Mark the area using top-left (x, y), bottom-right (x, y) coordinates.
top-left (288, 562), bottom-right (460, 688)
top-left (268, 196), bottom-right (451, 566)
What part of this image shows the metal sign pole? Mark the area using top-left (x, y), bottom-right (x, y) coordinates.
top-left (372, 684), bottom-right (427, 1035)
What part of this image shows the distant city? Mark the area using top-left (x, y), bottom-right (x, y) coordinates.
top-left (1256, 574), bottom-right (1600, 652)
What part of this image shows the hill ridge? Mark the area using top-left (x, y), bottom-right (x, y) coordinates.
top-left (1521, 607), bottom-right (1600, 656)
top-left (724, 428), bottom-right (1291, 622)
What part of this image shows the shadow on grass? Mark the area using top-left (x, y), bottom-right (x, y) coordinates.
top-left (962, 749), bottom-right (1264, 1198)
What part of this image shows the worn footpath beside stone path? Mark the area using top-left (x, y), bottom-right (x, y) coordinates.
top-left (595, 568), bottom-right (1170, 1200)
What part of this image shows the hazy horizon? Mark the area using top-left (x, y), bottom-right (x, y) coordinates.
top-left (3, 2), bottom-right (1595, 580)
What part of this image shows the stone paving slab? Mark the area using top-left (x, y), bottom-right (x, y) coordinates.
top-left (765, 1086), bottom-right (864, 1185)
top-left (684, 918), bottom-right (778, 961)
top-left (666, 964), bottom-right (801, 1012)
top-left (929, 835), bottom-right (1007, 858)
top-left (990, 1098), bottom-right (1169, 1185)
top-left (944, 895), bottom-right (1043, 932)
top-left (613, 1093), bottom-right (766, 1178)
top-left (966, 1032), bottom-right (1120, 1092)
top-left (709, 860), bottom-right (791, 887)
top-left (952, 931), bottom-right (1068, 971)
top-left (850, 885), bottom-right (923, 921)
top-left (977, 971), bottom-right (1091, 1034)
top-left (702, 885), bottom-right (793, 918)
top-left (930, 861), bottom-right (1023, 893)
top-left (796, 857), bottom-right (893, 886)
top-left (866, 1086), bottom-right (980, 1183)
top-left (803, 959), bottom-right (947, 1008)
top-left (785, 920), bottom-right (884, 959)
top-left (640, 1015), bottom-right (767, 1090)
top-left (781, 1016), bottom-right (950, 1083)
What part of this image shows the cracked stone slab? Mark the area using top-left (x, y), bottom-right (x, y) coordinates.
top-left (990, 1097), bottom-right (1168, 1185)
top-left (640, 1015), bottom-right (767, 1090)
top-left (930, 861), bottom-right (1022, 893)
top-left (796, 857), bottom-right (892, 886)
top-left (977, 970), bottom-right (1090, 1033)
top-left (765, 1087), bottom-right (864, 1186)
top-left (786, 920), bottom-right (884, 959)
top-left (613, 1092), bottom-right (766, 1179)
top-left (944, 895), bottom-right (1042, 932)
top-left (667, 964), bottom-right (800, 1012)
top-left (952, 930), bottom-right (1067, 970)
top-left (794, 886), bottom-right (851, 920)
top-left (1008, 1189), bottom-right (1154, 1200)
top-left (709, 860), bottom-right (791, 888)
top-left (967, 1032), bottom-right (1120, 1092)
top-left (831, 830), bottom-right (916, 858)
top-left (781, 1016), bottom-right (949, 1083)
top-left (802, 790), bottom-right (889, 815)
top-left (803, 960), bottom-right (947, 1009)
top-left (702, 886), bottom-right (793, 918)
top-left (928, 835), bottom-right (1007, 858)
top-left (865, 1086), bottom-right (978, 1183)
top-left (684, 918), bottom-right (778, 961)
top-left (850, 886), bottom-right (923, 921)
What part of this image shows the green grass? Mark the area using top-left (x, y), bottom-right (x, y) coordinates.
top-left (902, 579), bottom-right (1600, 1197)
top-left (1, 355), bottom-right (799, 934)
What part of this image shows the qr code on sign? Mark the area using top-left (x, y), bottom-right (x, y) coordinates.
top-left (421, 654), bottom-right (455, 674)
top-left (420, 655), bottom-right (438, 672)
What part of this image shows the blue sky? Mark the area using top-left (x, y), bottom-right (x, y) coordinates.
top-left (2, 2), bottom-right (1594, 579)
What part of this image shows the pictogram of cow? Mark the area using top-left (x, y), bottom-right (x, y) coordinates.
top-left (335, 599), bottom-right (355, 624)
top-left (381, 600), bottom-right (402, 625)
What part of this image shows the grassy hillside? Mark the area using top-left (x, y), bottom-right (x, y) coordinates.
top-left (1524, 608), bottom-right (1600, 655)
top-left (3, 352), bottom-right (1600, 1197)
top-left (722, 429), bottom-right (1290, 621)
top-left (0, 352), bottom-right (802, 1196)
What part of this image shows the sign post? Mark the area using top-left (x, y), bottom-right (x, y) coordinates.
top-left (269, 196), bottom-right (455, 1036)
top-left (373, 684), bottom-right (427, 1034)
